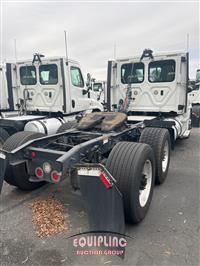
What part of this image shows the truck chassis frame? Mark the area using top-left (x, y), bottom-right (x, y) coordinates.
top-left (0, 113), bottom-right (174, 244)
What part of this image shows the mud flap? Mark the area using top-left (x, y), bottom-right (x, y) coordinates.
top-left (0, 151), bottom-right (7, 193)
top-left (191, 105), bottom-right (200, 127)
top-left (77, 164), bottom-right (126, 257)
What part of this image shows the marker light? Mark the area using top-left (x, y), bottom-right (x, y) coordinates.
top-left (51, 171), bottom-right (61, 182)
top-left (99, 172), bottom-right (111, 189)
top-left (43, 162), bottom-right (51, 174)
top-left (134, 91), bottom-right (138, 95)
top-left (154, 90), bottom-right (158, 95)
top-left (32, 151), bottom-right (36, 158)
top-left (35, 167), bottom-right (43, 178)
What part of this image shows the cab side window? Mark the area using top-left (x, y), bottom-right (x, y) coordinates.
top-left (70, 66), bottom-right (84, 88)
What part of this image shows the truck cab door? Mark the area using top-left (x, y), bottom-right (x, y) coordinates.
top-left (68, 63), bottom-right (92, 112)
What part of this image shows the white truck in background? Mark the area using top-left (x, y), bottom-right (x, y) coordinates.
top-left (0, 54), bottom-right (103, 147)
top-left (188, 69), bottom-right (200, 127)
top-left (92, 80), bottom-right (106, 105)
top-left (0, 65), bottom-right (9, 110)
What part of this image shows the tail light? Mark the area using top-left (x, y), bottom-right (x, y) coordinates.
top-left (99, 172), bottom-right (111, 189)
top-left (35, 167), bottom-right (43, 178)
top-left (51, 171), bottom-right (61, 182)
top-left (32, 151), bottom-right (36, 158)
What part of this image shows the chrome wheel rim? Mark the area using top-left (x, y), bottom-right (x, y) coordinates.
top-left (139, 159), bottom-right (152, 207)
top-left (162, 141), bottom-right (169, 172)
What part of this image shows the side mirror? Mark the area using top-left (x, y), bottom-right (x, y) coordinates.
top-left (82, 89), bottom-right (88, 95)
top-left (87, 73), bottom-right (91, 83)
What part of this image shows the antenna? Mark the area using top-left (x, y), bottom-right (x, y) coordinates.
top-left (64, 30), bottom-right (68, 63)
top-left (114, 42), bottom-right (116, 59)
top-left (14, 38), bottom-right (17, 62)
top-left (187, 33), bottom-right (189, 53)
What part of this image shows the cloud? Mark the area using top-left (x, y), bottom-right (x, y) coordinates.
top-left (1, 1), bottom-right (199, 79)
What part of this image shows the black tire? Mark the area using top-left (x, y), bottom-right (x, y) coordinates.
top-left (3, 131), bottom-right (46, 190)
top-left (191, 105), bottom-right (200, 127)
top-left (106, 142), bottom-right (155, 224)
top-left (139, 127), bottom-right (171, 185)
top-left (56, 121), bottom-right (77, 133)
top-left (0, 128), bottom-right (10, 148)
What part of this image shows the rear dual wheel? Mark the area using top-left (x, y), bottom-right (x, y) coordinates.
top-left (106, 142), bottom-right (155, 223)
top-left (139, 127), bottom-right (171, 184)
top-left (3, 131), bottom-right (46, 190)
top-left (105, 127), bottom-right (171, 223)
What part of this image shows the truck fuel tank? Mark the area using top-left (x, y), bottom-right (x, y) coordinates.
top-left (24, 117), bottom-right (65, 135)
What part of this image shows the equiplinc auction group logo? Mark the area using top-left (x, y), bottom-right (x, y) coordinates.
top-left (69, 231), bottom-right (131, 257)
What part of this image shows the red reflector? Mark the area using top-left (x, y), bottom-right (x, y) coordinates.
top-left (32, 151), bottom-right (36, 158)
top-left (99, 173), bottom-right (111, 189)
top-left (35, 167), bottom-right (43, 178)
top-left (51, 171), bottom-right (61, 182)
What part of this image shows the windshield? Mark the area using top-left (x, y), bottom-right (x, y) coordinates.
top-left (39, 64), bottom-right (58, 85)
top-left (93, 83), bottom-right (103, 92)
top-left (20, 66), bottom-right (37, 85)
top-left (148, 60), bottom-right (176, 83)
top-left (121, 63), bottom-right (144, 84)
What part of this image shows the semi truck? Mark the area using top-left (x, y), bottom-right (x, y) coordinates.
top-left (92, 80), bottom-right (106, 105)
top-left (0, 65), bottom-right (9, 110)
top-left (188, 69), bottom-right (200, 127)
top-left (0, 49), bottom-right (192, 233)
top-left (0, 54), bottom-right (103, 148)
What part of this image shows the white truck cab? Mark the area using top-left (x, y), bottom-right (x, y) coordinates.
top-left (0, 54), bottom-right (103, 143)
top-left (188, 69), bottom-right (200, 105)
top-left (188, 69), bottom-right (200, 127)
top-left (6, 54), bottom-right (102, 114)
top-left (107, 49), bottom-right (191, 138)
top-left (0, 65), bottom-right (9, 110)
top-left (92, 80), bottom-right (106, 105)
